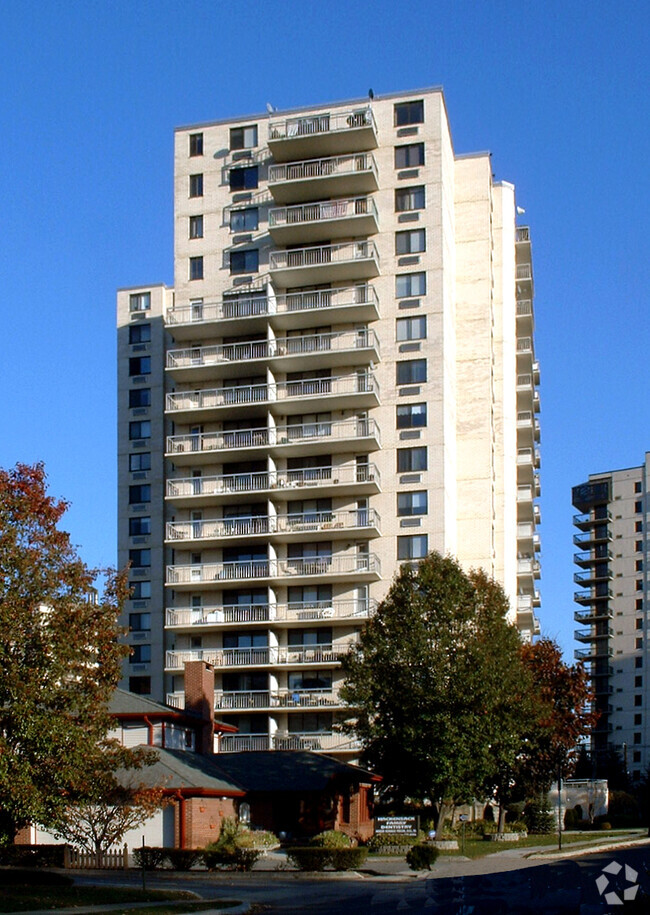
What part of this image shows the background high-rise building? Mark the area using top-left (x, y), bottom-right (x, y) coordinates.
top-left (117, 87), bottom-right (541, 755)
top-left (572, 455), bottom-right (650, 782)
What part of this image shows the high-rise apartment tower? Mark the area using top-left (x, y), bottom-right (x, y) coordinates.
top-left (573, 455), bottom-right (650, 781)
top-left (117, 87), bottom-right (541, 755)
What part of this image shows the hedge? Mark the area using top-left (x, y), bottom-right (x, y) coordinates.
top-left (0, 844), bottom-right (68, 868)
top-left (286, 847), bottom-right (367, 871)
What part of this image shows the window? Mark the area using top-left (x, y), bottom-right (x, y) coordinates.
top-left (129, 452), bottom-right (151, 471)
top-left (397, 403), bottom-right (427, 429)
top-left (229, 166), bottom-right (258, 191)
top-left (189, 215), bottom-right (203, 239)
top-left (635, 675), bottom-right (643, 687)
top-left (636, 637), bottom-right (644, 650)
top-left (395, 186), bottom-right (425, 212)
top-left (397, 490), bottom-right (428, 516)
top-left (396, 272), bottom-right (426, 298)
top-left (129, 292), bottom-right (151, 312)
top-left (395, 142), bottom-right (425, 168)
top-left (230, 207), bottom-right (259, 232)
top-left (637, 560), bottom-right (644, 572)
top-left (637, 599), bottom-right (644, 611)
top-left (129, 549), bottom-right (151, 568)
top-left (396, 316), bottom-right (426, 341)
top-left (398, 534), bottom-right (428, 560)
top-left (130, 612), bottom-right (151, 631)
top-left (189, 132), bottom-right (203, 156)
top-left (189, 256), bottom-right (204, 280)
top-left (129, 516), bottom-right (151, 536)
top-left (130, 644), bottom-right (151, 664)
top-left (129, 421), bottom-right (151, 440)
top-left (635, 500), bottom-right (643, 513)
top-left (230, 249), bottom-right (259, 274)
top-left (637, 541), bottom-right (644, 552)
top-left (637, 619), bottom-right (644, 630)
top-left (129, 484), bottom-right (151, 504)
top-left (637, 580), bottom-right (643, 592)
top-left (129, 388), bottom-right (151, 408)
top-left (129, 676), bottom-right (151, 694)
top-left (230, 125), bottom-right (258, 150)
top-left (636, 481), bottom-right (643, 493)
top-left (397, 359), bottom-right (427, 385)
top-left (637, 521), bottom-right (643, 532)
top-left (129, 323), bottom-right (151, 344)
top-left (130, 580), bottom-right (151, 599)
top-left (634, 732), bottom-right (642, 744)
top-left (635, 714), bottom-right (643, 726)
top-left (394, 100), bottom-right (424, 126)
top-left (397, 447), bottom-right (427, 472)
top-left (129, 356), bottom-right (150, 376)
top-left (634, 695), bottom-right (643, 706)
top-left (636, 657), bottom-right (643, 668)
top-left (189, 174), bottom-right (203, 197)
top-left (395, 229), bottom-right (426, 255)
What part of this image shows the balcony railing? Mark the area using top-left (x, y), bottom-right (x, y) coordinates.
top-left (516, 226), bottom-right (531, 242)
top-left (166, 508), bottom-right (381, 542)
top-left (268, 152), bottom-right (378, 190)
top-left (165, 599), bottom-right (376, 629)
top-left (165, 643), bottom-right (351, 669)
top-left (268, 106), bottom-right (376, 143)
top-left (166, 553), bottom-right (381, 585)
top-left (217, 732), bottom-right (361, 753)
top-left (214, 689), bottom-right (342, 711)
top-left (166, 417), bottom-right (380, 458)
top-left (166, 462), bottom-right (381, 499)
top-left (275, 284), bottom-right (379, 316)
top-left (268, 196), bottom-right (378, 240)
top-left (516, 264), bottom-right (533, 281)
top-left (270, 240), bottom-right (379, 275)
top-left (166, 295), bottom-right (269, 327)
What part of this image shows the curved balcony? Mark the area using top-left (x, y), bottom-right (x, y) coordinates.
top-left (165, 294), bottom-right (269, 340)
top-left (166, 463), bottom-right (381, 505)
top-left (165, 599), bottom-right (376, 630)
top-left (268, 152), bottom-right (378, 203)
top-left (270, 240), bottom-right (379, 286)
top-left (165, 372), bottom-right (379, 420)
top-left (164, 643), bottom-right (351, 670)
top-left (166, 508), bottom-right (381, 545)
top-left (165, 329), bottom-right (380, 381)
top-left (268, 106), bottom-right (378, 162)
top-left (268, 196), bottom-right (378, 244)
top-left (166, 417), bottom-right (381, 465)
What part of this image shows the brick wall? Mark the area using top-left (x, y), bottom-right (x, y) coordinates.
top-left (180, 796), bottom-right (237, 848)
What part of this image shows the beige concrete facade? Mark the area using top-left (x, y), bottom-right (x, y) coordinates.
top-left (117, 87), bottom-right (541, 755)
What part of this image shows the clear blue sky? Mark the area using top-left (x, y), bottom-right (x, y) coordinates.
top-left (1, 0), bottom-right (648, 658)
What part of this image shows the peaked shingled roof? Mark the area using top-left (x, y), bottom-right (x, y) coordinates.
top-left (123, 747), bottom-right (245, 795)
top-left (210, 750), bottom-right (380, 793)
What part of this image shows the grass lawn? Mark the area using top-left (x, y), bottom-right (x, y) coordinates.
top-left (445, 829), bottom-right (646, 859)
top-left (0, 885), bottom-right (241, 913)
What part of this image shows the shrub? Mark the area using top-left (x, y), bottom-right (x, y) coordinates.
top-left (523, 797), bottom-right (555, 834)
top-left (133, 846), bottom-right (167, 870)
top-left (201, 844), bottom-right (262, 872)
top-left (406, 844), bottom-right (439, 871)
top-left (238, 829), bottom-right (279, 849)
top-left (0, 844), bottom-right (68, 868)
top-left (564, 808), bottom-right (578, 830)
top-left (508, 820), bottom-right (528, 834)
top-left (286, 847), bottom-right (332, 871)
top-left (367, 833), bottom-right (417, 851)
top-left (608, 791), bottom-right (641, 827)
top-left (600, 821), bottom-right (612, 831)
top-left (330, 848), bottom-right (367, 870)
top-left (0, 868), bottom-right (73, 886)
top-left (164, 849), bottom-right (202, 870)
top-left (312, 830), bottom-right (352, 848)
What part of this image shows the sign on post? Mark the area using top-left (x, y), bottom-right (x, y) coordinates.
top-left (374, 816), bottom-right (418, 837)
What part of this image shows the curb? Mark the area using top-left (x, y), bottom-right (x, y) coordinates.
top-left (528, 837), bottom-right (650, 860)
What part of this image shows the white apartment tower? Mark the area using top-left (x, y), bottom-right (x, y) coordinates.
top-left (117, 88), bottom-right (541, 755)
top-left (573, 455), bottom-right (650, 782)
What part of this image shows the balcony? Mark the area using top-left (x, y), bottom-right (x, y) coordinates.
top-left (166, 418), bottom-right (381, 466)
top-left (517, 522), bottom-right (541, 552)
top-left (268, 152), bottom-right (379, 203)
top-left (214, 688), bottom-right (344, 712)
top-left (268, 196), bottom-right (378, 245)
top-left (574, 645), bottom-right (613, 661)
top-left (573, 527), bottom-right (612, 547)
top-left (269, 240), bottom-right (379, 286)
top-left (273, 284), bottom-right (380, 329)
top-left (166, 508), bottom-right (381, 545)
top-left (574, 587), bottom-right (612, 604)
top-left (574, 567), bottom-right (612, 586)
top-left (516, 411), bottom-right (540, 445)
top-left (575, 627), bottom-right (612, 642)
top-left (574, 549), bottom-right (612, 567)
top-left (516, 337), bottom-right (534, 372)
top-left (268, 107), bottom-right (378, 161)
top-left (165, 295), bottom-right (269, 340)
top-left (517, 557), bottom-right (541, 578)
top-left (166, 329), bottom-right (380, 381)
top-left (166, 553), bottom-right (381, 588)
top-left (574, 607), bottom-right (613, 624)
top-left (164, 643), bottom-right (352, 670)
top-left (216, 732), bottom-right (361, 754)
top-left (165, 599), bottom-right (376, 630)
top-left (516, 226), bottom-right (531, 243)
top-left (166, 463), bottom-right (381, 505)
top-left (573, 510), bottom-right (612, 530)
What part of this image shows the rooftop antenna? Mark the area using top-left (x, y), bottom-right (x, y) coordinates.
top-left (368, 89), bottom-right (374, 99)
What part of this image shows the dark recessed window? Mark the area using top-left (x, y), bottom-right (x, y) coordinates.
top-left (230, 166), bottom-right (258, 191)
top-left (129, 452), bottom-right (151, 472)
top-left (189, 133), bottom-right (203, 156)
top-left (129, 549), bottom-right (151, 568)
top-left (189, 256), bottom-right (204, 280)
top-left (396, 316), bottom-right (426, 341)
top-left (230, 207), bottom-right (259, 232)
top-left (129, 356), bottom-right (151, 376)
top-left (129, 421), bottom-right (151, 441)
top-left (129, 516), bottom-right (151, 536)
top-left (395, 186), bottom-right (425, 212)
top-left (129, 484), bottom-right (151, 503)
top-left (397, 534), bottom-right (428, 560)
top-left (396, 272), bottom-right (426, 298)
top-left (130, 580), bottom-right (151, 599)
top-left (395, 142), bottom-right (425, 168)
top-left (129, 388), bottom-right (151, 408)
top-left (635, 500), bottom-right (643, 513)
top-left (129, 612), bottom-right (151, 631)
top-left (397, 403), bottom-right (427, 429)
top-left (130, 644), bottom-right (151, 664)
top-left (189, 174), bottom-right (203, 197)
top-left (397, 359), bottom-right (427, 385)
top-left (230, 249), bottom-right (259, 274)
top-left (397, 491), bottom-right (428, 516)
top-left (189, 215), bottom-right (204, 239)
top-left (129, 676), bottom-right (151, 694)
top-left (129, 323), bottom-right (151, 344)
top-left (396, 228), bottom-right (426, 254)
top-left (397, 447), bottom-right (427, 472)
top-left (394, 100), bottom-right (424, 126)
top-left (230, 125), bottom-right (258, 150)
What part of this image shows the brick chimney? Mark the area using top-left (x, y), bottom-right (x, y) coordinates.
top-left (183, 660), bottom-right (215, 755)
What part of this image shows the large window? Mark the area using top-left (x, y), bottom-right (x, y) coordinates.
top-left (189, 256), bottom-right (204, 280)
top-left (129, 388), bottom-right (150, 408)
top-left (129, 452), bottom-right (151, 471)
top-left (129, 516), bottom-right (151, 536)
top-left (129, 356), bottom-right (151, 376)
top-left (395, 186), bottom-right (425, 212)
top-left (394, 100), bottom-right (424, 126)
top-left (397, 447), bottom-right (427, 472)
top-left (396, 403), bottom-right (427, 429)
top-left (130, 644), bottom-right (151, 664)
top-left (129, 549), bottom-right (151, 568)
top-left (396, 315), bottom-right (426, 341)
top-left (130, 580), bottom-right (151, 599)
top-left (189, 173), bottom-right (203, 197)
top-left (397, 491), bottom-right (428, 516)
top-left (129, 421), bottom-right (151, 440)
top-left (397, 534), bottom-right (428, 560)
top-left (395, 228), bottom-right (425, 254)
top-left (230, 125), bottom-right (258, 150)
top-left (129, 292), bottom-right (150, 312)
top-left (230, 249), bottom-right (259, 274)
top-left (129, 484), bottom-right (151, 504)
top-left (229, 166), bottom-right (258, 191)
top-left (189, 132), bottom-right (203, 156)
top-left (395, 143), bottom-right (425, 168)
top-left (230, 207), bottom-right (259, 232)
top-left (129, 676), bottom-right (151, 694)
top-left (397, 359), bottom-right (427, 385)
top-left (129, 323), bottom-right (151, 344)
top-left (129, 612), bottom-right (151, 631)
top-left (396, 272), bottom-right (426, 298)
top-left (189, 215), bottom-right (203, 239)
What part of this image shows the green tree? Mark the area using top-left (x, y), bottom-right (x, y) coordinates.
top-left (0, 463), bottom-right (131, 843)
top-left (340, 552), bottom-right (531, 827)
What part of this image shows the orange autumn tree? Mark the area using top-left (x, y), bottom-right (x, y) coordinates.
top-left (0, 463), bottom-right (151, 844)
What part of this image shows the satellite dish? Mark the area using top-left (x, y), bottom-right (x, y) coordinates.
top-left (266, 103), bottom-right (275, 113)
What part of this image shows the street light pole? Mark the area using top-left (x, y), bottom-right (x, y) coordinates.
top-left (557, 760), bottom-right (562, 852)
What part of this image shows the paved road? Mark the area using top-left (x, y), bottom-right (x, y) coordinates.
top-left (69, 844), bottom-right (650, 914)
